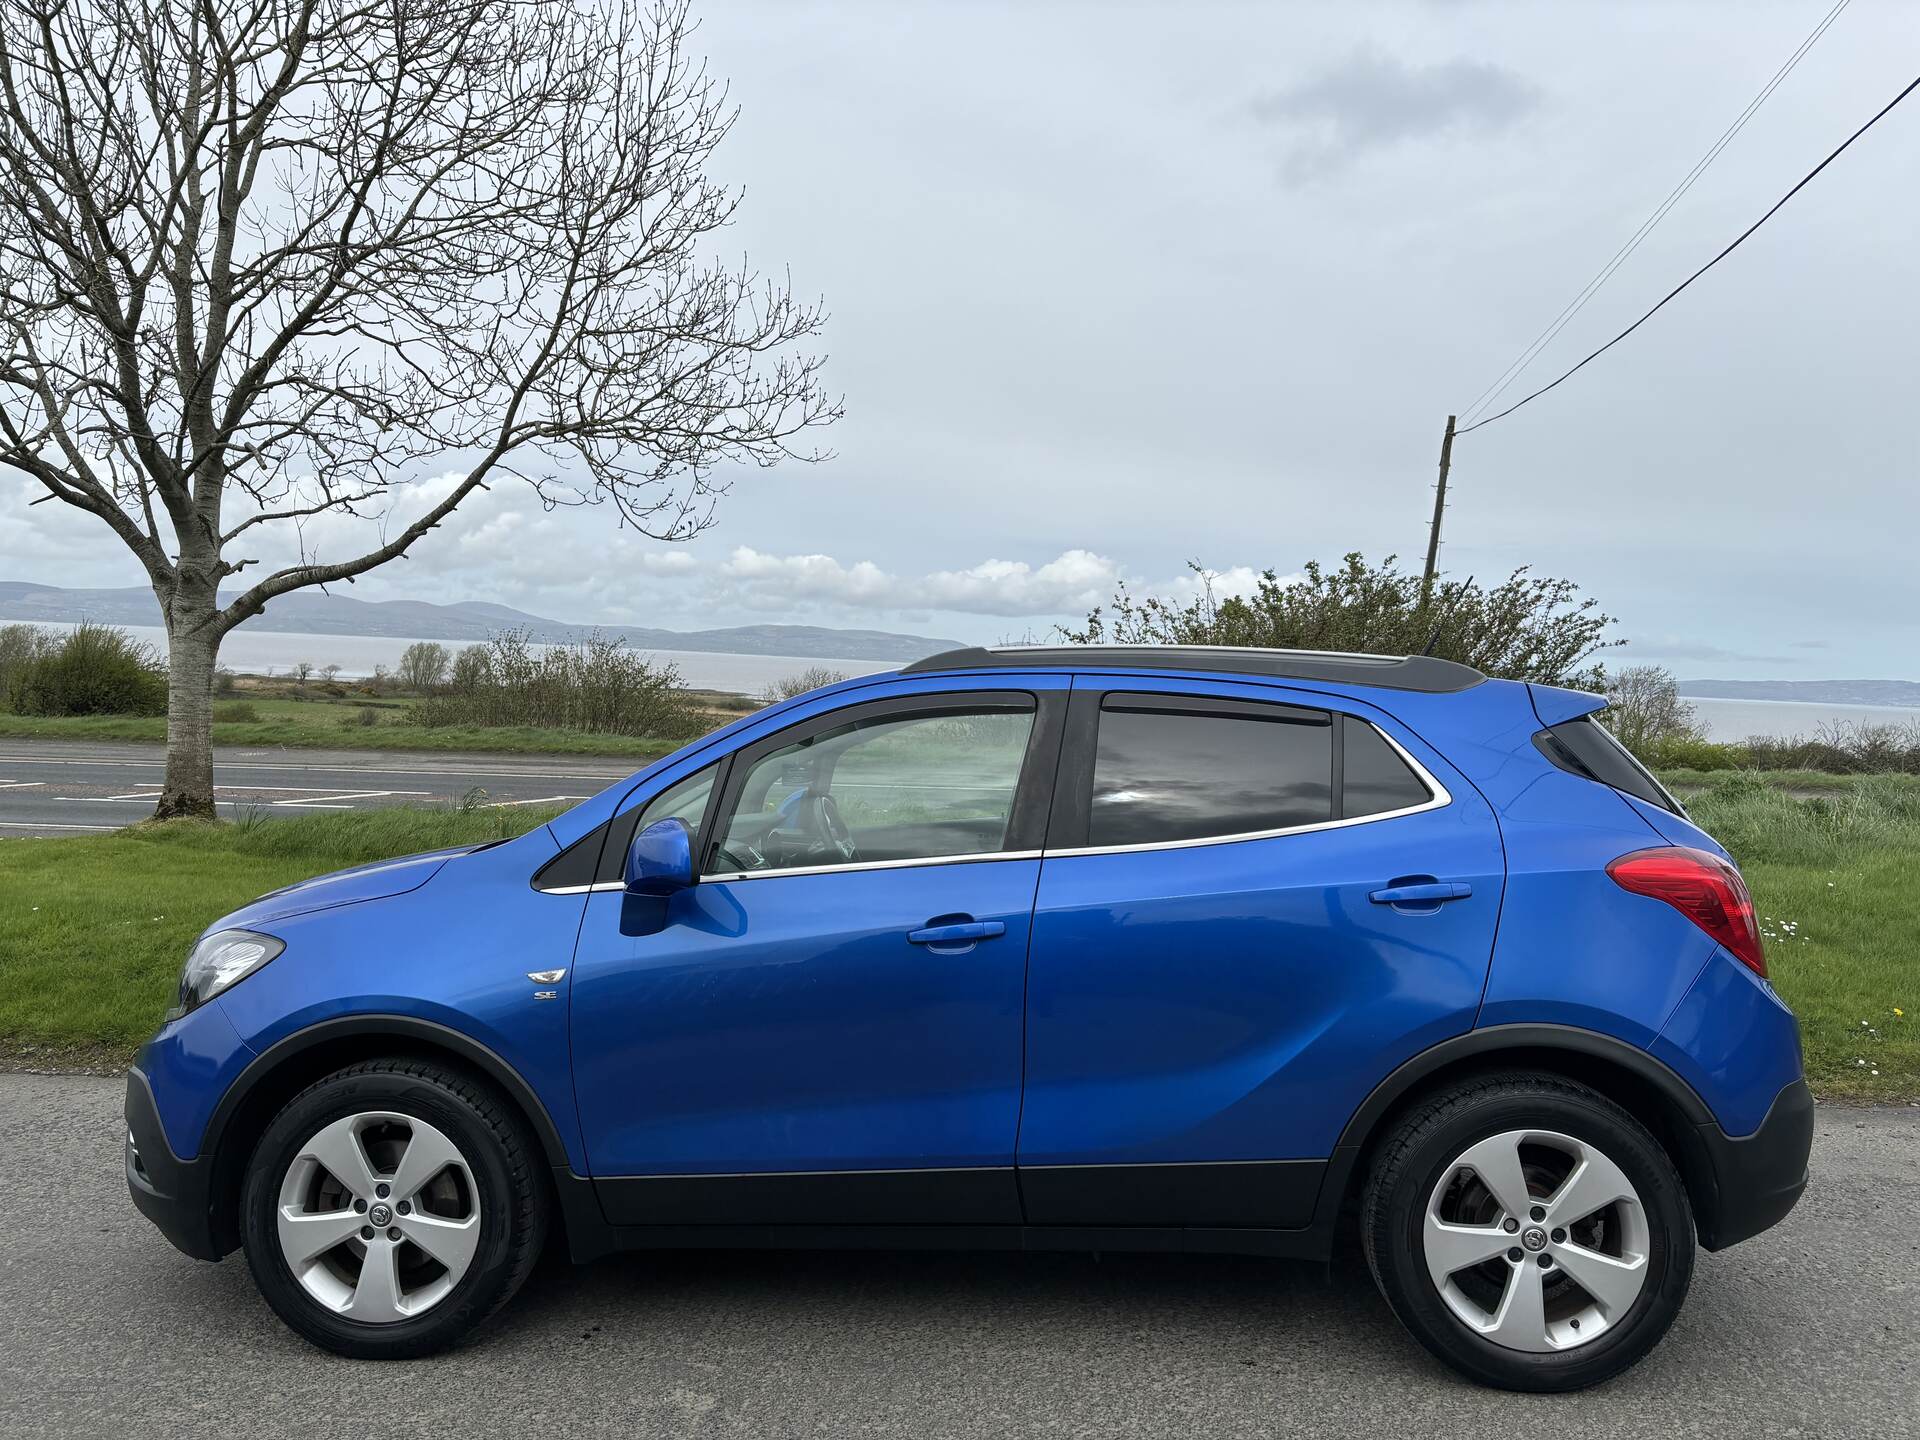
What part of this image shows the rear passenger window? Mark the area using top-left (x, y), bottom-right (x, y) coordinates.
top-left (1089, 696), bottom-right (1333, 847)
top-left (1342, 716), bottom-right (1431, 818)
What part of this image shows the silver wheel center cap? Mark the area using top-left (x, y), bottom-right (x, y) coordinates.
top-left (368, 1203), bottom-right (392, 1228)
top-left (1521, 1225), bottom-right (1548, 1252)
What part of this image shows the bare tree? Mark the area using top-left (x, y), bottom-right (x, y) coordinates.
top-left (1604, 665), bottom-right (1701, 756)
top-left (0, 0), bottom-right (836, 816)
top-left (290, 660), bottom-right (314, 688)
top-left (396, 640), bottom-right (450, 693)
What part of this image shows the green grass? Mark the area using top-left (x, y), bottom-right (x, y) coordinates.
top-left (0, 698), bottom-right (682, 758)
top-left (1684, 774), bottom-right (1919, 1102)
top-left (2, 776), bottom-right (1915, 1099)
top-left (0, 807), bottom-right (560, 1055)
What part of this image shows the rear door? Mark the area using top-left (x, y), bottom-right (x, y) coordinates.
top-left (1018, 675), bottom-right (1505, 1228)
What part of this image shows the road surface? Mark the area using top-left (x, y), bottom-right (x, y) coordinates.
top-left (0, 738), bottom-right (639, 837)
top-left (1, 1072), bottom-right (1913, 1438)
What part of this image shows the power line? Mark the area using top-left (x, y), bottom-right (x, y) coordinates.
top-left (1458, 0), bottom-right (1849, 427)
top-left (1456, 69), bottom-right (1920, 439)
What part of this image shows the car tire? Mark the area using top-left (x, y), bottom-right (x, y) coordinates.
top-left (1361, 1071), bottom-right (1694, 1392)
top-left (240, 1057), bottom-right (547, 1359)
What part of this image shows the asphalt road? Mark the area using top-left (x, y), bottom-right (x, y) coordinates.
top-left (1, 1074), bottom-right (1913, 1439)
top-left (0, 738), bottom-right (638, 837)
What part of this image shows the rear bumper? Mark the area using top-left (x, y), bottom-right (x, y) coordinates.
top-left (1695, 1077), bottom-right (1814, 1251)
top-left (125, 1066), bottom-right (223, 1262)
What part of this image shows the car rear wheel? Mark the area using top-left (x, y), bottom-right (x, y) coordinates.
top-left (1361, 1072), bottom-right (1694, 1392)
top-left (240, 1057), bottom-right (547, 1358)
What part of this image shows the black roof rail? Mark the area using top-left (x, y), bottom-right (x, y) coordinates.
top-left (899, 645), bottom-right (1485, 694)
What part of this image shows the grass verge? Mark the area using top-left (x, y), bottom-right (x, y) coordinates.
top-left (1683, 774), bottom-right (1917, 1103)
top-left (0, 807), bottom-right (559, 1055)
top-left (0, 702), bottom-right (684, 758)
top-left (1, 778), bottom-right (1914, 1099)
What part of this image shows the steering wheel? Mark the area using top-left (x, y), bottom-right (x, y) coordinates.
top-left (771, 789), bottom-right (856, 865)
top-left (815, 793), bottom-right (857, 862)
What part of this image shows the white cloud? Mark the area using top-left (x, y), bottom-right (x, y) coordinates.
top-left (714, 546), bottom-right (1272, 620)
top-left (721, 545), bottom-right (1119, 617)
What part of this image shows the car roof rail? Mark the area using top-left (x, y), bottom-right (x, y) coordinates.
top-left (899, 645), bottom-right (1486, 694)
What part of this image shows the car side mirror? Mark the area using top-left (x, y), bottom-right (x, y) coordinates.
top-left (625, 817), bottom-right (695, 896)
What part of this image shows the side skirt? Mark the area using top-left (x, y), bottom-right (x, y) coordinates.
top-left (561, 1159), bottom-right (1341, 1264)
top-left (599, 1222), bottom-right (1333, 1262)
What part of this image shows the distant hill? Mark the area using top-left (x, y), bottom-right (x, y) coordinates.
top-left (1679, 678), bottom-right (1920, 707)
top-left (0, 581), bottom-right (963, 663)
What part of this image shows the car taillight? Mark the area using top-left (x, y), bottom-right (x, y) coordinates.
top-left (1607, 846), bottom-right (1767, 978)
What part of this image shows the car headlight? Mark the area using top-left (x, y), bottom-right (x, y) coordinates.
top-left (169, 929), bottom-right (284, 1019)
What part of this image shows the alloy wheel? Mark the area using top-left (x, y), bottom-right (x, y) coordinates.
top-left (1422, 1127), bottom-right (1650, 1353)
top-left (275, 1110), bottom-right (482, 1324)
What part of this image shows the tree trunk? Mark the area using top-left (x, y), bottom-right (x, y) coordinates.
top-left (154, 617), bottom-right (220, 821)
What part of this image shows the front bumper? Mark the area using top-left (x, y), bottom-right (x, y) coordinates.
top-left (125, 1066), bottom-right (224, 1262)
top-left (1695, 1077), bottom-right (1814, 1251)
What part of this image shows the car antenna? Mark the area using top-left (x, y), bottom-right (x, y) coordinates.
top-left (1420, 574), bottom-right (1471, 657)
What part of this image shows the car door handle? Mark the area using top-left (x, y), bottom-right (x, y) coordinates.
top-left (907, 920), bottom-right (1006, 946)
top-left (1369, 881), bottom-right (1473, 905)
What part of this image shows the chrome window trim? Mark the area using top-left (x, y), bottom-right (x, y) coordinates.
top-left (545, 722), bottom-right (1448, 888)
top-left (703, 849), bottom-right (1045, 884)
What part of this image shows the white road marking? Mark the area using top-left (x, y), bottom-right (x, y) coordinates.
top-left (0, 753), bottom-right (629, 781)
top-left (481, 794), bottom-right (588, 807)
top-left (0, 780), bottom-right (43, 789)
top-left (270, 790), bottom-right (422, 805)
top-left (0, 819), bottom-right (117, 831)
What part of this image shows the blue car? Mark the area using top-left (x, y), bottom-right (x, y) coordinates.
top-left (125, 645), bottom-right (1811, 1390)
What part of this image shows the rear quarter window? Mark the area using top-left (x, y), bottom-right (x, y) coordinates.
top-left (1534, 714), bottom-right (1684, 816)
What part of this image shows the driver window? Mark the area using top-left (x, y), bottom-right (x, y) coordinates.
top-left (706, 705), bottom-right (1035, 877)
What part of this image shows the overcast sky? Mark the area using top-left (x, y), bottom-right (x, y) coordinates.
top-left (4, 0), bottom-right (1915, 678)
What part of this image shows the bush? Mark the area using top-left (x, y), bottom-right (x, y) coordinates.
top-left (343, 705), bottom-right (382, 728)
top-left (759, 666), bottom-right (849, 705)
top-left (409, 629), bottom-right (704, 739)
top-left (0, 623), bottom-right (50, 709)
top-left (1064, 553), bottom-right (1618, 688)
top-left (1640, 733), bottom-right (1752, 772)
top-left (212, 701), bottom-right (261, 724)
top-left (5, 622), bottom-right (167, 717)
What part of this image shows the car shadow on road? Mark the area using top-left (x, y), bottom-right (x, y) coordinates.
top-left (506, 1240), bottom-right (1439, 1383)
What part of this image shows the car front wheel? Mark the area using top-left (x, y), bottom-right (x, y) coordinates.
top-left (1362, 1072), bottom-right (1695, 1392)
top-left (240, 1057), bottom-right (547, 1359)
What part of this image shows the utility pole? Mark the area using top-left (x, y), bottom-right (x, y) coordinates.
top-left (1420, 413), bottom-right (1456, 608)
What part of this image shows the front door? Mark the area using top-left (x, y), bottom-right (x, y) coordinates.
top-left (570, 686), bottom-right (1063, 1227)
top-left (1018, 678), bottom-right (1505, 1228)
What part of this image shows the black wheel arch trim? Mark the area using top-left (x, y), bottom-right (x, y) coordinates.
top-left (1320, 1029), bottom-right (1728, 1244)
top-left (192, 1014), bottom-right (613, 1261)
top-left (205, 1014), bottom-right (576, 1171)
top-left (1334, 1022), bottom-right (1714, 1153)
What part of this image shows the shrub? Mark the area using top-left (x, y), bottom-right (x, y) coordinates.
top-left (6, 622), bottom-right (167, 717)
top-left (0, 623), bottom-right (51, 710)
top-left (343, 705), bottom-right (382, 728)
top-left (1640, 733), bottom-right (1752, 772)
top-left (212, 701), bottom-right (261, 724)
top-left (759, 666), bottom-right (849, 705)
top-left (409, 629), bottom-right (705, 739)
top-left (1064, 553), bottom-right (1619, 688)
